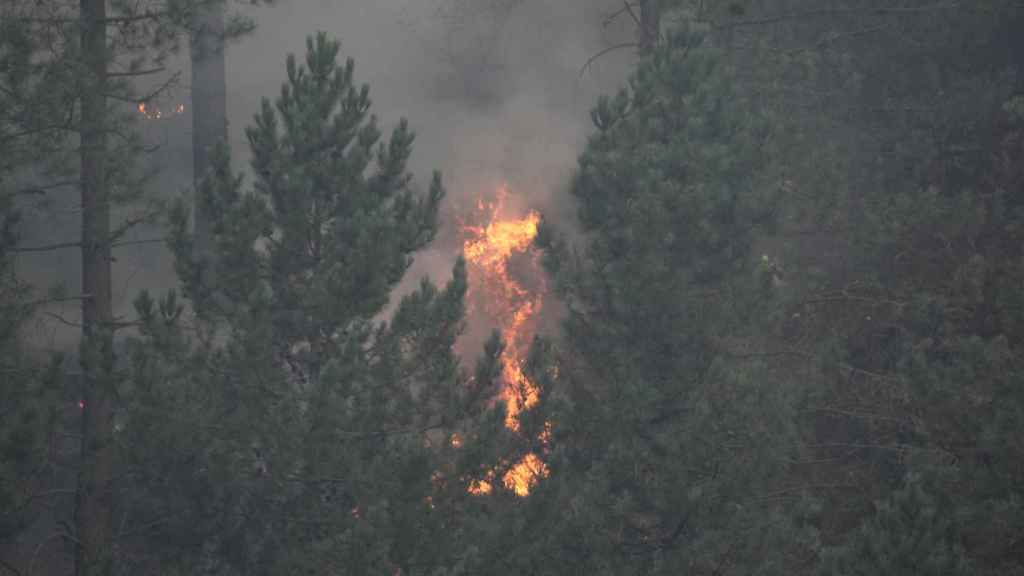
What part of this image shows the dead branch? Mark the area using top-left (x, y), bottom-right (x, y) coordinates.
top-left (712, 2), bottom-right (995, 31)
top-left (11, 241), bottom-right (81, 253)
top-left (580, 42), bottom-right (639, 77)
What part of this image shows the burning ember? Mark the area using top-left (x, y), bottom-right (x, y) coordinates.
top-left (137, 101), bottom-right (185, 120)
top-left (460, 184), bottom-right (550, 496)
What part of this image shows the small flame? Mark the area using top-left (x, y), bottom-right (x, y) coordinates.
top-left (137, 100), bottom-right (185, 120)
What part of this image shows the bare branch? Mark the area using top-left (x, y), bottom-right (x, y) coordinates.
top-left (111, 237), bottom-right (165, 249)
top-left (339, 422), bottom-right (446, 440)
top-left (102, 11), bottom-right (169, 25)
top-left (756, 483), bottom-right (858, 501)
top-left (0, 120), bottom-right (75, 144)
top-left (11, 241), bottom-right (81, 253)
top-left (580, 42), bottom-right (639, 77)
top-left (603, 1), bottom-right (641, 28)
top-left (2, 180), bottom-right (79, 199)
top-left (115, 514), bottom-right (181, 540)
top-left (0, 557), bottom-right (23, 576)
top-left (110, 209), bottom-right (162, 244)
top-left (107, 67), bottom-right (166, 78)
top-left (800, 288), bottom-right (906, 309)
top-left (24, 294), bottom-right (92, 307)
top-left (712, 2), bottom-right (993, 31)
top-left (0, 188), bottom-right (47, 199)
top-left (28, 530), bottom-right (69, 576)
top-left (108, 70), bottom-right (182, 107)
top-left (43, 311), bottom-right (82, 329)
top-left (622, 0), bottom-right (644, 29)
top-left (800, 406), bottom-right (908, 424)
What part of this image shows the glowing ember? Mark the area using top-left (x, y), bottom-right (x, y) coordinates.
top-left (137, 101), bottom-right (185, 120)
top-left (460, 184), bottom-right (550, 496)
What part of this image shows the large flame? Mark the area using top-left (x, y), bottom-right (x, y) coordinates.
top-left (460, 184), bottom-right (549, 496)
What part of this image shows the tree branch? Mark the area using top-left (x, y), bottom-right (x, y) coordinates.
top-left (114, 514), bottom-right (181, 540)
top-left (0, 557), bottom-right (22, 576)
top-left (43, 311), bottom-right (82, 328)
top-left (3, 180), bottom-right (79, 199)
top-left (111, 237), bottom-right (165, 249)
top-left (339, 422), bottom-right (446, 440)
top-left (580, 42), bottom-right (639, 77)
top-left (28, 530), bottom-right (69, 576)
top-left (11, 241), bottom-right (81, 253)
top-left (712, 2), bottom-right (988, 31)
top-left (107, 67), bottom-right (166, 78)
top-left (109, 70), bottom-right (182, 107)
top-left (102, 11), bottom-right (169, 25)
top-left (110, 209), bottom-right (162, 244)
top-left (24, 294), bottom-right (92, 307)
top-left (603, 1), bottom-right (642, 28)
top-left (622, 0), bottom-right (644, 30)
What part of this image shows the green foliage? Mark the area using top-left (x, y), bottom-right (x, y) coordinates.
top-left (516, 2), bottom-right (1024, 574)
top-left (2, 1), bottom-right (275, 573)
top-left (6, 0), bottom-right (1022, 572)
top-left (0, 346), bottom-right (63, 542)
top-left (126, 32), bottom-right (502, 575)
top-left (704, 0), bottom-right (1024, 572)
top-left (517, 22), bottom-right (802, 575)
top-left (820, 471), bottom-right (973, 576)
top-left (0, 12), bottom-right (66, 556)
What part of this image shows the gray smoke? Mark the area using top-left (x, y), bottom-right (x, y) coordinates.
top-left (17, 0), bottom-right (639, 351)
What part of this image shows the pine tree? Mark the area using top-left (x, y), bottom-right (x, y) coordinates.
top-left (1, 16), bottom-right (73, 572)
top-left (512, 21), bottom-right (805, 575)
top-left (121, 32), bottom-right (506, 574)
top-left (820, 470), bottom-right (973, 575)
top-left (638, 0), bottom-right (661, 53)
top-left (0, 129), bottom-right (61, 575)
top-left (2, 1), bottom-right (266, 572)
top-left (700, 1), bottom-right (1024, 572)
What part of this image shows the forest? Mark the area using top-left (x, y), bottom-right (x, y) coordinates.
top-left (2, 0), bottom-right (1023, 574)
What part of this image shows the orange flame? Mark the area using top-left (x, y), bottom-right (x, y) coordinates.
top-left (460, 184), bottom-right (549, 497)
top-left (137, 101), bottom-right (185, 120)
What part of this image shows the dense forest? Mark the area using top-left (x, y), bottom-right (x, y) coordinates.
top-left (2, 0), bottom-right (1023, 574)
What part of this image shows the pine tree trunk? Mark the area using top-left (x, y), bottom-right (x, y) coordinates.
top-left (76, 0), bottom-right (114, 573)
top-left (190, 1), bottom-right (228, 261)
top-left (639, 0), bottom-right (660, 54)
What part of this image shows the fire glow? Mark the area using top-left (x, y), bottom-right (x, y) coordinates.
top-left (137, 101), bottom-right (185, 120)
top-left (460, 184), bottom-right (550, 496)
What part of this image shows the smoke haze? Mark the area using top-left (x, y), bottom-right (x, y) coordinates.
top-left (229, 0), bottom-right (634, 284)
top-left (17, 0), bottom-right (638, 350)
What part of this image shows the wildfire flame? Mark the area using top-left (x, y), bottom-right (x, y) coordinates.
top-left (137, 101), bottom-right (185, 120)
top-left (460, 184), bottom-right (550, 496)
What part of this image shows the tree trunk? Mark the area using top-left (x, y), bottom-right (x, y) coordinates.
top-left (76, 0), bottom-right (114, 574)
top-left (639, 0), bottom-right (660, 54)
top-left (190, 1), bottom-right (228, 261)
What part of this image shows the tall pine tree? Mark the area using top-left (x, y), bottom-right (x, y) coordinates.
top-left (1, 1), bottom-right (267, 572)
top-left (499, 21), bottom-right (806, 575)
top-left (121, 32), bottom-right (507, 574)
top-left (701, 2), bottom-right (1024, 572)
